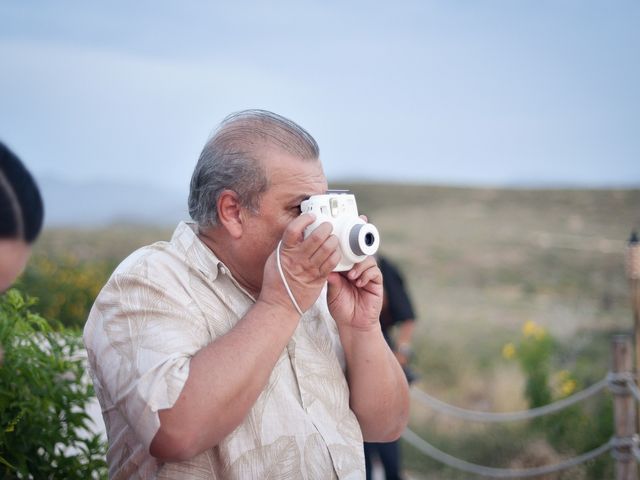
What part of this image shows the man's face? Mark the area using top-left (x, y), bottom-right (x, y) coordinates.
top-left (238, 147), bottom-right (327, 292)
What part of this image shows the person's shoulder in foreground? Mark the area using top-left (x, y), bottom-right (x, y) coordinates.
top-left (0, 141), bottom-right (43, 293)
top-left (0, 141), bottom-right (44, 366)
top-left (84, 109), bottom-right (410, 480)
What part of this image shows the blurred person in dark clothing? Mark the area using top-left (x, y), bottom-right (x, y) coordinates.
top-left (364, 255), bottom-right (417, 480)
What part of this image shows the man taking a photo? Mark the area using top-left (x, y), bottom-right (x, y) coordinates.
top-left (84, 109), bottom-right (409, 479)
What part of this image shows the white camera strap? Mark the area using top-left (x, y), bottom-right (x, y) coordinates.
top-left (276, 240), bottom-right (304, 316)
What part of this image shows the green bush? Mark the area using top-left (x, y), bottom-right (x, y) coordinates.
top-left (511, 320), bottom-right (555, 408)
top-left (0, 289), bottom-right (107, 479)
top-left (503, 321), bottom-right (613, 479)
top-left (18, 254), bottom-right (115, 329)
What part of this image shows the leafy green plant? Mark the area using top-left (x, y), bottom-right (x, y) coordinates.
top-left (502, 321), bottom-right (613, 479)
top-left (17, 253), bottom-right (115, 330)
top-left (0, 289), bottom-right (107, 479)
top-left (503, 321), bottom-right (555, 408)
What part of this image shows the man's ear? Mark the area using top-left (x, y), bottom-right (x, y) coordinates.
top-left (217, 189), bottom-right (244, 239)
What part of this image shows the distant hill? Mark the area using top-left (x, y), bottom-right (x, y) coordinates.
top-left (37, 176), bottom-right (188, 227)
top-left (37, 175), bottom-right (639, 228)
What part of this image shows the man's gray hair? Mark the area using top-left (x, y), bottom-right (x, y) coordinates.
top-left (188, 109), bottom-right (320, 228)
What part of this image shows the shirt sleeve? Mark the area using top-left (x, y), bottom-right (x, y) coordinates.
top-left (84, 271), bottom-right (210, 451)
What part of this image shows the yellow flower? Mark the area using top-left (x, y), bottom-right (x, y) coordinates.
top-left (522, 320), bottom-right (538, 338)
top-left (534, 326), bottom-right (547, 340)
top-left (561, 379), bottom-right (577, 397)
top-left (522, 320), bottom-right (546, 340)
top-left (502, 342), bottom-right (516, 360)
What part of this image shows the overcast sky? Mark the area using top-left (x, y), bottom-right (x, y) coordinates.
top-left (1, 1), bottom-right (639, 194)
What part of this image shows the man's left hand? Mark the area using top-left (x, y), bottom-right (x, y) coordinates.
top-left (326, 256), bottom-right (383, 331)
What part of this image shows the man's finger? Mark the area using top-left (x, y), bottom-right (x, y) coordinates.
top-left (309, 232), bottom-right (339, 265)
top-left (318, 246), bottom-right (341, 276)
top-left (281, 213), bottom-right (316, 247)
top-left (347, 255), bottom-right (378, 281)
top-left (302, 222), bottom-right (334, 255)
top-left (353, 263), bottom-right (381, 288)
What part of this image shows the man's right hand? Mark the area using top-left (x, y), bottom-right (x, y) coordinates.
top-left (259, 213), bottom-right (340, 315)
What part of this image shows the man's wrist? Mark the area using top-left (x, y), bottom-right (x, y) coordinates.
top-left (336, 317), bottom-right (382, 334)
top-left (336, 320), bottom-right (383, 349)
top-left (254, 296), bottom-right (302, 323)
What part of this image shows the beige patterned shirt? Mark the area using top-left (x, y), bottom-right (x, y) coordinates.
top-left (83, 222), bottom-right (365, 479)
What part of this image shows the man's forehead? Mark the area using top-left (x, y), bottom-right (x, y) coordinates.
top-left (287, 191), bottom-right (323, 203)
top-left (258, 145), bottom-right (324, 198)
top-left (273, 180), bottom-right (328, 202)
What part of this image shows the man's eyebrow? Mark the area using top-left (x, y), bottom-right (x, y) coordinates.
top-left (290, 194), bottom-right (310, 204)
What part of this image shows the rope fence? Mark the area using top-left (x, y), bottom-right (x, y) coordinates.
top-left (404, 365), bottom-right (640, 478)
top-left (399, 238), bottom-right (640, 478)
top-left (402, 428), bottom-right (615, 478)
top-left (410, 377), bottom-right (609, 422)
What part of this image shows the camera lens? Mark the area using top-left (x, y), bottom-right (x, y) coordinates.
top-left (348, 223), bottom-right (380, 257)
top-left (364, 232), bottom-right (375, 247)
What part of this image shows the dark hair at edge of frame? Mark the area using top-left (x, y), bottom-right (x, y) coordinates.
top-left (188, 109), bottom-right (320, 228)
top-left (0, 142), bottom-right (44, 243)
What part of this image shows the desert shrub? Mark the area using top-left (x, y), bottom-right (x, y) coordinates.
top-left (503, 321), bottom-right (555, 408)
top-left (503, 321), bottom-right (613, 479)
top-left (17, 253), bottom-right (115, 329)
top-left (0, 289), bottom-right (107, 479)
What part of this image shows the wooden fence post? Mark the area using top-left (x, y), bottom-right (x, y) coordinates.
top-left (612, 335), bottom-right (638, 480)
top-left (627, 232), bottom-right (640, 396)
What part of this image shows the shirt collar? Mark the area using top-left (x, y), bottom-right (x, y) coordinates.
top-left (171, 221), bottom-right (257, 301)
top-left (171, 221), bottom-right (224, 282)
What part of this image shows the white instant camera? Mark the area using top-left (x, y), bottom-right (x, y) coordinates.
top-left (300, 190), bottom-right (380, 272)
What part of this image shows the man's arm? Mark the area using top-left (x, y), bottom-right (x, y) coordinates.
top-left (326, 259), bottom-right (410, 442)
top-left (150, 215), bottom-right (338, 461)
top-left (149, 299), bottom-right (299, 461)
